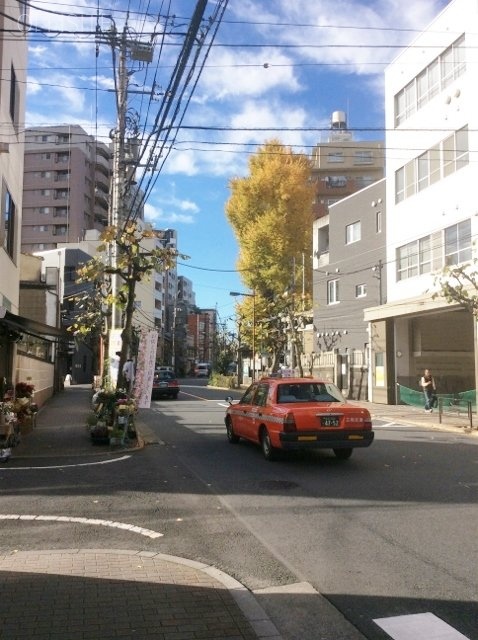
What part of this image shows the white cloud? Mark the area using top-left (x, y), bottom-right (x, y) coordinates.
top-left (163, 150), bottom-right (199, 177)
top-left (26, 77), bottom-right (42, 96)
top-left (82, 75), bottom-right (115, 91)
top-left (143, 202), bottom-right (195, 226)
top-left (227, 0), bottom-right (448, 74)
top-left (197, 49), bottom-right (301, 101)
top-left (164, 98), bottom-right (312, 179)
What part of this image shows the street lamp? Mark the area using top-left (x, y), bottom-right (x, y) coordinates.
top-left (230, 290), bottom-right (256, 382)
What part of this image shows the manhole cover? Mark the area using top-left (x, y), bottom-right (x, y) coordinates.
top-left (259, 480), bottom-right (299, 491)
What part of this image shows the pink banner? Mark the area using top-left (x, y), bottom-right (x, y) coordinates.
top-left (133, 330), bottom-right (158, 408)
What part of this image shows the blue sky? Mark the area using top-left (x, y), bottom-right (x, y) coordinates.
top-left (26, 0), bottom-right (450, 326)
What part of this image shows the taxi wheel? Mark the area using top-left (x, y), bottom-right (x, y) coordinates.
top-left (333, 448), bottom-right (353, 460)
top-left (260, 427), bottom-right (276, 461)
top-left (226, 419), bottom-right (240, 444)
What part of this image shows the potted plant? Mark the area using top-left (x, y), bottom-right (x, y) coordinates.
top-left (109, 428), bottom-right (125, 446)
top-left (90, 419), bottom-right (110, 444)
top-left (15, 381), bottom-right (35, 398)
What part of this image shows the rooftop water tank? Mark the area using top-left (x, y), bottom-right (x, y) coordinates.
top-left (331, 111), bottom-right (347, 130)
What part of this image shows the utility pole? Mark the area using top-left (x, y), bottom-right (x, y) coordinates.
top-left (104, 22), bottom-right (152, 387)
top-left (109, 24), bottom-right (128, 332)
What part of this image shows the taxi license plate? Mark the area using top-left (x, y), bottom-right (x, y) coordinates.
top-left (159, 382), bottom-right (168, 388)
top-left (321, 416), bottom-right (339, 427)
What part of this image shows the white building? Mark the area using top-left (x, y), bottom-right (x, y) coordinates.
top-left (365, 0), bottom-right (476, 403)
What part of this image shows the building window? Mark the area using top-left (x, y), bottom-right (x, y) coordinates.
top-left (40, 189), bottom-right (51, 196)
top-left (355, 283), bottom-right (367, 298)
top-left (53, 225), bottom-right (67, 236)
top-left (395, 80), bottom-right (416, 126)
top-left (376, 210), bottom-right (382, 234)
top-left (38, 207), bottom-right (50, 214)
top-left (2, 186), bottom-right (16, 258)
top-left (395, 126), bottom-right (468, 203)
top-left (327, 151), bottom-right (344, 163)
top-left (325, 176), bottom-right (347, 188)
top-left (417, 150), bottom-right (430, 192)
top-left (355, 176), bottom-right (375, 189)
top-left (441, 35), bottom-right (466, 89)
top-left (397, 242), bottom-right (418, 281)
top-left (442, 126), bottom-right (468, 178)
top-left (445, 219), bottom-right (472, 266)
top-left (419, 237), bottom-right (432, 274)
top-left (416, 58), bottom-right (439, 109)
top-left (396, 236), bottom-right (432, 281)
top-left (354, 150), bottom-right (373, 165)
top-left (327, 279), bottom-right (339, 304)
top-left (345, 221), bottom-right (361, 244)
top-left (394, 34), bottom-right (465, 126)
top-left (64, 266), bottom-right (76, 282)
top-left (395, 167), bottom-right (405, 203)
top-left (9, 64), bottom-right (18, 125)
top-left (454, 126), bottom-right (469, 171)
top-left (55, 189), bottom-right (68, 199)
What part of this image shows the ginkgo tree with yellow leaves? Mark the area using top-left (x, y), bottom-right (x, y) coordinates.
top-left (226, 139), bottom-right (315, 374)
top-left (69, 222), bottom-right (187, 390)
top-left (434, 260), bottom-right (478, 317)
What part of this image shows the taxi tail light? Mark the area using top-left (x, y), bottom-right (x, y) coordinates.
top-left (283, 412), bottom-right (297, 432)
top-left (364, 418), bottom-right (372, 429)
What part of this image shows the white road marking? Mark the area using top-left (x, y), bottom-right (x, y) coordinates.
top-left (0, 514), bottom-right (163, 539)
top-left (0, 455), bottom-right (131, 470)
top-left (374, 613), bottom-right (470, 639)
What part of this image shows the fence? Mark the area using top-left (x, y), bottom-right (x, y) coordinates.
top-left (397, 384), bottom-right (476, 428)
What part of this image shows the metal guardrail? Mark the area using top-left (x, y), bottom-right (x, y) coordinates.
top-left (437, 397), bottom-right (474, 428)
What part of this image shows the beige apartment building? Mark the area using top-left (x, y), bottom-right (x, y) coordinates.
top-left (22, 125), bottom-right (111, 253)
top-left (311, 111), bottom-right (384, 221)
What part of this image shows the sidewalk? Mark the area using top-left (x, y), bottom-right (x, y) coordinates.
top-left (0, 385), bottom-right (281, 640)
top-left (353, 398), bottom-right (478, 434)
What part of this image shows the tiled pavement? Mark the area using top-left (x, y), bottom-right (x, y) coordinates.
top-left (0, 549), bottom-right (276, 640)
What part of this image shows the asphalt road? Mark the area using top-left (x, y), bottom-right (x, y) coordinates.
top-left (0, 378), bottom-right (476, 640)
top-left (142, 379), bottom-right (478, 640)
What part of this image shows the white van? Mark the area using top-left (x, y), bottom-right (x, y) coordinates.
top-left (194, 363), bottom-right (210, 377)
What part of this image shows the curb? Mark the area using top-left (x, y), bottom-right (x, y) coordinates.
top-left (159, 553), bottom-right (283, 640)
top-left (369, 411), bottom-right (478, 435)
top-left (0, 548), bottom-right (283, 640)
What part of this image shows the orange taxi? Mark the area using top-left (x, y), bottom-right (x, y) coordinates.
top-left (225, 377), bottom-right (374, 461)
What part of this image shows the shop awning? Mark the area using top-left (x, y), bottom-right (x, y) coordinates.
top-left (0, 306), bottom-right (67, 340)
